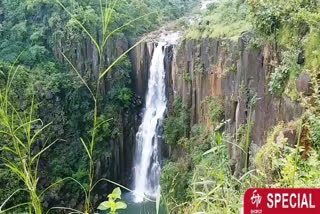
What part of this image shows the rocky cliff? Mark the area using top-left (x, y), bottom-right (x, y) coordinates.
top-left (53, 36), bottom-right (142, 198)
top-left (132, 34), bottom-right (303, 175)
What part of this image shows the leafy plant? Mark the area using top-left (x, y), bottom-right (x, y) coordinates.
top-left (268, 48), bottom-right (302, 95)
top-left (164, 97), bottom-right (190, 145)
top-left (304, 31), bottom-right (320, 71)
top-left (117, 88), bottom-right (133, 109)
top-left (186, 0), bottom-right (250, 40)
top-left (0, 55), bottom-right (61, 214)
top-left (183, 71), bottom-right (192, 83)
top-left (268, 65), bottom-right (289, 95)
top-left (206, 97), bottom-right (224, 127)
top-left (55, 0), bottom-right (149, 212)
top-left (161, 128), bottom-right (259, 213)
top-left (97, 187), bottom-right (127, 214)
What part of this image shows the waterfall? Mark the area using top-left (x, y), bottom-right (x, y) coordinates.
top-left (133, 33), bottom-right (181, 203)
top-left (133, 42), bottom-right (167, 202)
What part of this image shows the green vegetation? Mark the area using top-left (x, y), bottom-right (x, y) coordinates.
top-left (0, 57), bottom-right (48, 214)
top-left (2, 0), bottom-right (320, 213)
top-left (97, 187), bottom-right (127, 214)
top-left (248, 0), bottom-right (318, 96)
top-left (164, 97), bottom-right (190, 145)
top-left (161, 1), bottom-right (320, 213)
top-left (206, 97), bottom-right (224, 127)
top-left (186, 0), bottom-right (251, 40)
top-left (162, 121), bottom-right (260, 213)
top-left (268, 49), bottom-right (302, 95)
top-left (255, 121), bottom-right (320, 188)
top-left (0, 0), bottom-right (197, 213)
top-left (183, 71), bottom-right (192, 83)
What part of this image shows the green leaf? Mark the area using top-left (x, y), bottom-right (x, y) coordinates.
top-left (203, 147), bottom-right (219, 156)
top-left (217, 132), bottom-right (222, 146)
top-left (30, 139), bottom-right (64, 166)
top-left (108, 187), bottom-right (121, 200)
top-left (80, 137), bottom-right (92, 160)
top-left (99, 39), bottom-right (144, 80)
top-left (97, 201), bottom-right (112, 210)
top-left (0, 146), bottom-right (17, 155)
top-left (115, 201), bottom-right (127, 210)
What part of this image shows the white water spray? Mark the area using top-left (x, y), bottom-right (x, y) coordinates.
top-left (133, 34), bottom-right (180, 202)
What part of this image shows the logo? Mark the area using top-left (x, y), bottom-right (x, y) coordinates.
top-left (244, 188), bottom-right (320, 214)
top-left (251, 190), bottom-right (262, 208)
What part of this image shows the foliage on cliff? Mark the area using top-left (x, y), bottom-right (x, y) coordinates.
top-left (162, 0), bottom-right (320, 213)
top-left (186, 0), bottom-right (251, 40)
top-left (248, 0), bottom-right (319, 96)
top-left (0, 0), bottom-right (197, 212)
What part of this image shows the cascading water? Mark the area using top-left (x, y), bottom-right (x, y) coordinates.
top-left (133, 43), bottom-right (166, 202)
top-left (133, 33), bottom-right (180, 203)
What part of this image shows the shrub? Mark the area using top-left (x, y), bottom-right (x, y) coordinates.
top-left (268, 65), bottom-right (289, 95)
top-left (186, 0), bottom-right (251, 40)
top-left (117, 88), bottom-right (133, 109)
top-left (304, 31), bottom-right (320, 71)
top-left (309, 114), bottom-right (320, 149)
top-left (206, 97), bottom-right (224, 127)
top-left (164, 97), bottom-right (190, 145)
top-left (160, 159), bottom-right (192, 210)
top-left (269, 49), bottom-right (301, 95)
top-left (255, 123), bottom-right (285, 184)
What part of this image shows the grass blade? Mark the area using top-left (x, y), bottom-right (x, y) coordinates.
top-left (13, 119), bottom-right (43, 134)
top-left (0, 189), bottom-right (27, 211)
top-left (0, 146), bottom-right (17, 155)
top-left (156, 187), bottom-right (161, 214)
top-left (103, 0), bottom-right (119, 37)
top-left (56, 0), bottom-right (101, 56)
top-left (96, 118), bottom-right (112, 130)
top-left (0, 202), bottom-right (30, 214)
top-left (30, 139), bottom-right (64, 166)
top-left (46, 207), bottom-right (84, 214)
top-left (91, 178), bottom-right (155, 202)
top-left (40, 177), bottom-right (87, 199)
top-left (4, 163), bottom-right (26, 181)
top-left (29, 122), bottom-right (52, 146)
top-left (60, 50), bottom-right (96, 102)
top-left (102, 12), bottom-right (155, 48)
top-left (5, 51), bottom-right (24, 113)
top-left (99, 39), bottom-right (144, 79)
top-left (80, 138), bottom-right (92, 160)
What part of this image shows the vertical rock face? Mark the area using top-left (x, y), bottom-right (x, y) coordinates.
top-left (53, 36), bottom-right (141, 195)
top-left (170, 36), bottom-right (303, 174)
top-left (130, 42), bottom-right (154, 103)
top-left (132, 35), bottom-right (303, 175)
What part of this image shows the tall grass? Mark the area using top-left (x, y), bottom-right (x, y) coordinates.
top-left (0, 54), bottom-right (63, 213)
top-left (55, 0), bottom-right (152, 212)
top-left (187, 133), bottom-right (260, 213)
top-left (0, 1), bottom-right (153, 213)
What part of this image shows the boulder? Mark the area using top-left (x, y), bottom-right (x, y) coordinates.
top-left (296, 73), bottom-right (313, 95)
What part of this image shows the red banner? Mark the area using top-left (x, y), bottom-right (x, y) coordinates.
top-left (244, 188), bottom-right (320, 214)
